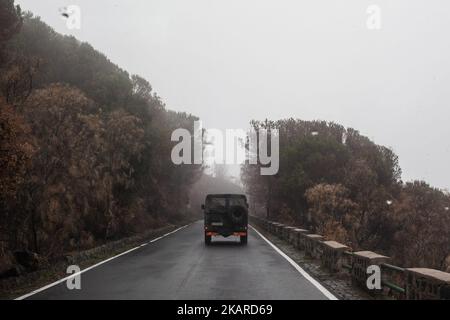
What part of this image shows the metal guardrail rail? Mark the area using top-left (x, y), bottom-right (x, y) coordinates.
top-left (381, 263), bottom-right (406, 294)
top-left (381, 263), bottom-right (405, 273)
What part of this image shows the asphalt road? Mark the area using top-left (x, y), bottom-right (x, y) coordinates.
top-left (24, 221), bottom-right (333, 300)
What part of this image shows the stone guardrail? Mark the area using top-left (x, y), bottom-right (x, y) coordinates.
top-left (250, 215), bottom-right (450, 300)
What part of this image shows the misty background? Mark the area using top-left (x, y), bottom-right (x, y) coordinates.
top-left (15, 0), bottom-right (450, 190)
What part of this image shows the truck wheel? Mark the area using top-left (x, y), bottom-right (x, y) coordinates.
top-left (205, 234), bottom-right (212, 245)
top-left (240, 235), bottom-right (248, 245)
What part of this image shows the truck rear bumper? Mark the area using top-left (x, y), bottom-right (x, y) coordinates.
top-left (205, 231), bottom-right (247, 237)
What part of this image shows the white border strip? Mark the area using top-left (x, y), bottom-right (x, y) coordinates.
top-left (249, 225), bottom-right (338, 300)
top-left (15, 224), bottom-right (191, 300)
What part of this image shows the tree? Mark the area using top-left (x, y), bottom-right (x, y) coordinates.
top-left (0, 0), bottom-right (22, 45)
top-left (390, 181), bottom-right (450, 269)
top-left (242, 117), bottom-right (450, 270)
top-left (0, 0), bottom-right (22, 82)
top-left (305, 184), bottom-right (358, 244)
top-left (100, 109), bottom-right (145, 238)
top-left (19, 84), bottom-right (99, 254)
top-left (131, 74), bottom-right (153, 102)
top-left (0, 8), bottom-right (205, 270)
top-left (0, 97), bottom-right (34, 272)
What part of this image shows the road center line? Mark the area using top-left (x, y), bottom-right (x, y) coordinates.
top-left (249, 225), bottom-right (338, 300)
top-left (15, 224), bottom-right (191, 300)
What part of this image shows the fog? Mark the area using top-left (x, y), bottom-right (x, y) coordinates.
top-left (16, 0), bottom-right (450, 190)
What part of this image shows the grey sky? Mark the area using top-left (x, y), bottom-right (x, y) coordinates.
top-left (15, 0), bottom-right (450, 190)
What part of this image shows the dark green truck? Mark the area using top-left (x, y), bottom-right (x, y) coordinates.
top-left (202, 194), bottom-right (249, 245)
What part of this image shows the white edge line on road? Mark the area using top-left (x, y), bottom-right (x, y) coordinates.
top-left (249, 225), bottom-right (338, 300)
top-left (14, 224), bottom-right (191, 300)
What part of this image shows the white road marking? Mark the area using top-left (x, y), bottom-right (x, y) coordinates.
top-left (249, 225), bottom-right (338, 300)
top-left (15, 224), bottom-right (191, 300)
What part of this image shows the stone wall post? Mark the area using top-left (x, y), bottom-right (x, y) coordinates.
top-left (291, 228), bottom-right (309, 249)
top-left (283, 226), bottom-right (296, 242)
top-left (320, 241), bottom-right (350, 273)
top-left (304, 234), bottom-right (324, 258)
top-left (351, 251), bottom-right (390, 293)
top-left (405, 268), bottom-right (450, 300)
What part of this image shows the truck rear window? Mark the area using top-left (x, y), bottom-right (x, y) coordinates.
top-left (205, 197), bottom-right (226, 210)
